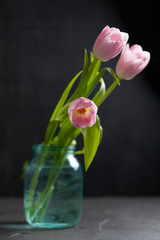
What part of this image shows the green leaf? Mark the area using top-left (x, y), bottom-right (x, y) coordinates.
top-left (57, 117), bottom-right (81, 147)
top-left (50, 136), bottom-right (59, 146)
top-left (50, 70), bottom-right (82, 122)
top-left (92, 78), bottom-right (106, 106)
top-left (20, 160), bottom-right (29, 179)
top-left (77, 49), bottom-right (89, 96)
top-left (86, 68), bottom-right (106, 97)
top-left (99, 125), bottom-right (103, 145)
top-left (88, 58), bottom-right (101, 85)
top-left (82, 115), bottom-right (102, 171)
top-left (96, 79), bottom-right (121, 107)
top-left (44, 120), bottom-right (60, 144)
top-left (74, 148), bottom-right (84, 155)
top-left (106, 67), bottom-right (120, 85)
top-left (67, 49), bottom-right (89, 102)
top-left (90, 52), bottom-right (94, 63)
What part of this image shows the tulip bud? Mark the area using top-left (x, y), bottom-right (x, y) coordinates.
top-left (68, 97), bottom-right (98, 129)
top-left (116, 44), bottom-right (151, 80)
top-left (93, 25), bottom-right (129, 62)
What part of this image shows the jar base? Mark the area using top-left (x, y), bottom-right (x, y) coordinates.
top-left (28, 222), bottom-right (75, 229)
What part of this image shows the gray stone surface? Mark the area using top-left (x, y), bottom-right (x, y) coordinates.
top-left (1, 197), bottom-right (160, 239)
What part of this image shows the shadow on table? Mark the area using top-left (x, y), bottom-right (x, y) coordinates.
top-left (0, 221), bottom-right (67, 231)
top-left (0, 221), bottom-right (40, 231)
top-left (0, 221), bottom-right (34, 230)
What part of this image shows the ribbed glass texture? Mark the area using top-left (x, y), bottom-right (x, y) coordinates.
top-left (24, 145), bottom-right (83, 229)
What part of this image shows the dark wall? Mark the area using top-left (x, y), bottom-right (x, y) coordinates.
top-left (0, 0), bottom-right (159, 196)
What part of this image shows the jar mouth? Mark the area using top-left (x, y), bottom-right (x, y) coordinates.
top-left (32, 144), bottom-right (75, 153)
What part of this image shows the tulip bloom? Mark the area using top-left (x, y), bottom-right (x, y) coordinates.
top-left (93, 25), bottom-right (129, 62)
top-left (116, 44), bottom-right (150, 80)
top-left (68, 97), bottom-right (98, 129)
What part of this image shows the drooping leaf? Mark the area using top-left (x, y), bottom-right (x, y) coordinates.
top-left (106, 67), bottom-right (120, 85)
top-left (50, 70), bottom-right (82, 122)
top-left (82, 115), bottom-right (102, 171)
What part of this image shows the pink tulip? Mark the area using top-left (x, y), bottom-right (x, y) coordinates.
top-left (116, 44), bottom-right (150, 80)
top-left (68, 97), bottom-right (98, 129)
top-left (93, 25), bottom-right (129, 62)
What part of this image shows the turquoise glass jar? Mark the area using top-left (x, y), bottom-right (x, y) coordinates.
top-left (24, 145), bottom-right (83, 229)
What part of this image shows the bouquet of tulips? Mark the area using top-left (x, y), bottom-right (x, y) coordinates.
top-left (24, 25), bottom-right (150, 227)
top-left (43, 25), bottom-right (150, 171)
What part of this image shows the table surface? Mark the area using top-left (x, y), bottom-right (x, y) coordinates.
top-left (0, 197), bottom-right (160, 240)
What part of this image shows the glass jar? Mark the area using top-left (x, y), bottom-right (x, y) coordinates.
top-left (24, 145), bottom-right (83, 229)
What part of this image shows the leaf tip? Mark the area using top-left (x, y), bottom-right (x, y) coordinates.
top-left (85, 164), bottom-right (89, 172)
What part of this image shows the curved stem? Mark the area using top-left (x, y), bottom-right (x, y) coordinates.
top-left (97, 79), bottom-right (121, 107)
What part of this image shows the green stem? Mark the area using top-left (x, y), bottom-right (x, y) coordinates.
top-left (36, 185), bottom-right (54, 221)
top-left (30, 149), bottom-right (70, 222)
top-left (25, 149), bottom-right (48, 220)
top-left (97, 79), bottom-right (121, 107)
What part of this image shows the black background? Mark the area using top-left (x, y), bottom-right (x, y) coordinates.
top-left (0, 0), bottom-right (159, 196)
